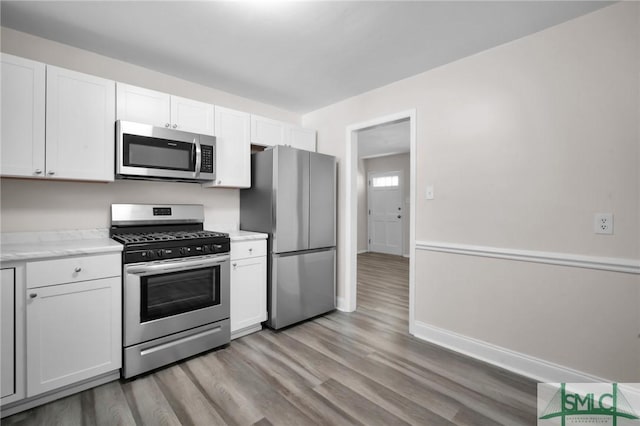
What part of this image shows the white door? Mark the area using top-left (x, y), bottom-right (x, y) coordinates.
top-left (368, 171), bottom-right (403, 255)
top-left (46, 66), bottom-right (115, 181)
top-left (250, 114), bottom-right (285, 147)
top-left (230, 256), bottom-right (267, 334)
top-left (0, 54), bottom-right (46, 178)
top-left (170, 95), bottom-right (215, 135)
top-left (1, 269), bottom-right (15, 399)
top-left (205, 106), bottom-right (251, 188)
top-left (287, 125), bottom-right (316, 152)
top-left (26, 277), bottom-right (121, 397)
top-left (116, 83), bottom-right (170, 127)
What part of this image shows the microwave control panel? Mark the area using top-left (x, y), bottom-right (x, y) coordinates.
top-left (201, 145), bottom-right (214, 173)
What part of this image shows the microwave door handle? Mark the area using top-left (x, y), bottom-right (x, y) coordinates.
top-left (194, 137), bottom-right (202, 177)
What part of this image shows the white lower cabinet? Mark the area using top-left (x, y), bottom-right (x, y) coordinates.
top-left (26, 276), bottom-right (121, 397)
top-left (230, 238), bottom-right (267, 339)
top-left (1, 269), bottom-right (16, 400)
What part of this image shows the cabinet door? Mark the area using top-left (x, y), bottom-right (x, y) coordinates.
top-left (205, 106), bottom-right (250, 188)
top-left (116, 83), bottom-right (170, 127)
top-left (26, 277), bottom-right (121, 397)
top-left (288, 126), bottom-right (316, 152)
top-left (230, 256), bottom-right (267, 333)
top-left (170, 95), bottom-right (214, 135)
top-left (0, 54), bottom-right (46, 178)
top-left (250, 115), bottom-right (285, 147)
top-left (1, 269), bottom-right (15, 399)
top-left (46, 66), bottom-right (115, 181)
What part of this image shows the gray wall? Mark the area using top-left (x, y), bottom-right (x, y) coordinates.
top-left (303, 3), bottom-right (640, 381)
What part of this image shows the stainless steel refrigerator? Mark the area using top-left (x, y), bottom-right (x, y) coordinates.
top-left (240, 145), bottom-right (336, 330)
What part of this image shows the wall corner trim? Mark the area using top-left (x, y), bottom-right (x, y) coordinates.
top-left (412, 321), bottom-right (609, 383)
top-left (336, 296), bottom-right (352, 312)
top-left (415, 241), bottom-right (640, 274)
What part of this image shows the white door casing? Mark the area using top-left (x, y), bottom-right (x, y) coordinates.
top-left (368, 170), bottom-right (403, 255)
top-left (344, 109), bottom-right (416, 336)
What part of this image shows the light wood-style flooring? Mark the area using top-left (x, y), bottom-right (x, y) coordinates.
top-left (4, 252), bottom-right (537, 425)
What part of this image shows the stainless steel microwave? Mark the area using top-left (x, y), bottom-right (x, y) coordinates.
top-left (116, 120), bottom-right (215, 183)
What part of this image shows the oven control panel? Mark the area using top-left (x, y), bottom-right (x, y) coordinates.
top-left (125, 241), bottom-right (230, 264)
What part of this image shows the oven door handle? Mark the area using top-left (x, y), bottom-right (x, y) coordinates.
top-left (126, 255), bottom-right (229, 275)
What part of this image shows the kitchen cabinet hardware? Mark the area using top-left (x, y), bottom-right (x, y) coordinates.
top-left (233, 263), bottom-right (237, 268)
top-left (172, 124), bottom-right (177, 129)
top-left (165, 123), bottom-right (170, 128)
top-left (397, 215), bottom-right (402, 219)
top-left (34, 169), bottom-right (43, 174)
top-left (29, 293), bottom-right (37, 299)
top-left (74, 267), bottom-right (82, 272)
top-left (47, 171), bottom-right (55, 175)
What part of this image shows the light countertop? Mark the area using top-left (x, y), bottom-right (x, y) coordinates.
top-left (228, 230), bottom-right (268, 241)
top-left (1, 229), bottom-right (123, 263)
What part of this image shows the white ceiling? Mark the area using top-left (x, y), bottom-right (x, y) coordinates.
top-left (358, 119), bottom-right (410, 159)
top-left (1, 1), bottom-right (611, 114)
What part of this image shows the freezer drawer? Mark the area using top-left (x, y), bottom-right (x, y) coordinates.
top-left (269, 248), bottom-right (336, 330)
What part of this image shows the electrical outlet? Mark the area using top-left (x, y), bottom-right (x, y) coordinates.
top-left (594, 213), bottom-right (613, 235)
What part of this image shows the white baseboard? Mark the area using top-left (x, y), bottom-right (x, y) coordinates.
top-left (403, 253), bottom-right (409, 258)
top-left (357, 249), bottom-right (368, 254)
top-left (336, 296), bottom-right (350, 312)
top-left (412, 321), bottom-right (608, 383)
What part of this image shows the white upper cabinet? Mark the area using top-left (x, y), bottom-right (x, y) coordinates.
top-left (117, 83), bottom-right (214, 135)
top-left (1, 54), bottom-right (46, 178)
top-left (204, 106), bottom-right (251, 188)
top-left (46, 66), bottom-right (115, 181)
top-left (250, 114), bottom-right (316, 152)
top-left (250, 114), bottom-right (286, 147)
top-left (0, 57), bottom-right (115, 182)
top-left (171, 95), bottom-right (215, 135)
top-left (287, 125), bottom-right (316, 152)
top-left (116, 83), bottom-right (170, 127)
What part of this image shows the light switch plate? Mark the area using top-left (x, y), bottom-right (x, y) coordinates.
top-left (426, 185), bottom-right (434, 200)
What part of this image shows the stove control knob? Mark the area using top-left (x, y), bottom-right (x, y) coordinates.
top-left (202, 245), bottom-right (211, 253)
top-left (180, 247), bottom-right (189, 255)
top-left (213, 244), bottom-right (223, 252)
top-left (157, 249), bottom-right (164, 258)
top-left (146, 250), bottom-right (156, 259)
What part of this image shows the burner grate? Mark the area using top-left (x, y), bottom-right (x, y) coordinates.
top-left (113, 230), bottom-right (228, 244)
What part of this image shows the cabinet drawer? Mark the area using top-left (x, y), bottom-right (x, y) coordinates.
top-left (231, 240), bottom-right (266, 260)
top-left (27, 253), bottom-right (121, 288)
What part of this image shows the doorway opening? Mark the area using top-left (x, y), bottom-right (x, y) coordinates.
top-left (343, 110), bottom-right (416, 335)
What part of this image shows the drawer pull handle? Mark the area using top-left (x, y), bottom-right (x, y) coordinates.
top-left (232, 263), bottom-right (237, 269)
top-left (74, 267), bottom-right (82, 273)
top-left (29, 293), bottom-right (37, 299)
top-left (248, 248), bottom-right (253, 253)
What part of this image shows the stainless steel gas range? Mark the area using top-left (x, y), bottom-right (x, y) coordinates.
top-left (110, 204), bottom-right (230, 379)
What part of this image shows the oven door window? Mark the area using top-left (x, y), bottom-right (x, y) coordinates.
top-left (123, 134), bottom-right (195, 172)
top-left (140, 266), bottom-right (220, 322)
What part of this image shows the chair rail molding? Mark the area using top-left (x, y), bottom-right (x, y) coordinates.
top-left (416, 241), bottom-right (640, 274)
